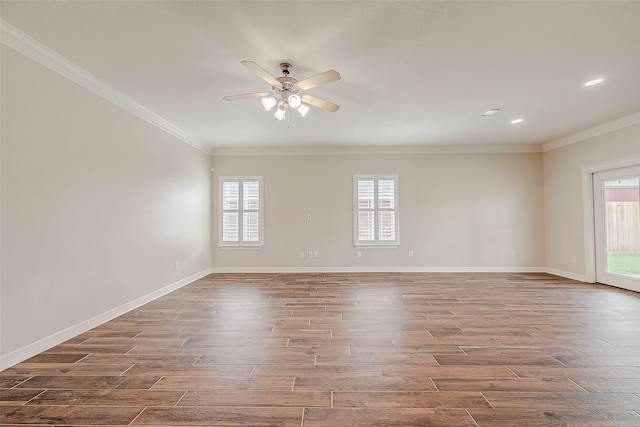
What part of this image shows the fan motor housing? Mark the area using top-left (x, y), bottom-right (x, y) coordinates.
top-left (276, 76), bottom-right (298, 91)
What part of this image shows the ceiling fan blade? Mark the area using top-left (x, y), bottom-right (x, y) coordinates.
top-left (300, 94), bottom-right (340, 112)
top-left (240, 60), bottom-right (281, 87)
top-left (296, 70), bottom-right (341, 91)
top-left (222, 92), bottom-right (270, 101)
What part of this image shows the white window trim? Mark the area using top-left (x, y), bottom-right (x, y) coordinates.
top-left (219, 176), bottom-right (264, 247)
top-left (353, 174), bottom-right (399, 247)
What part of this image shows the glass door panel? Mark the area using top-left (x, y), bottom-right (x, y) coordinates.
top-left (593, 165), bottom-right (640, 292)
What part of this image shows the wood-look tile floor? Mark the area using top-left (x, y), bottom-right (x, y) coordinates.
top-left (2, 272), bottom-right (640, 426)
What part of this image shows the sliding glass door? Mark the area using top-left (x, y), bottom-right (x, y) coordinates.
top-left (593, 165), bottom-right (640, 292)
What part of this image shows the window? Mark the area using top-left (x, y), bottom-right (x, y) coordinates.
top-left (219, 176), bottom-right (263, 246)
top-left (354, 175), bottom-right (399, 246)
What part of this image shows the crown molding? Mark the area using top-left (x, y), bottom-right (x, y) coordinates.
top-left (210, 143), bottom-right (542, 157)
top-left (1, 19), bottom-right (211, 155)
top-left (543, 110), bottom-right (640, 152)
top-left (11, 15), bottom-right (630, 158)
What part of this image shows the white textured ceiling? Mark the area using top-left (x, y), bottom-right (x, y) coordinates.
top-left (2, 1), bottom-right (640, 153)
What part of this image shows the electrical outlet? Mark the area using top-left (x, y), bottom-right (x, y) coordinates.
top-left (408, 250), bottom-right (414, 257)
top-left (356, 250), bottom-right (362, 258)
top-left (511, 250), bottom-right (517, 258)
top-left (308, 251), bottom-right (313, 258)
top-left (299, 251), bottom-right (305, 258)
top-left (175, 261), bottom-right (181, 270)
top-left (314, 251), bottom-right (319, 258)
top-left (307, 214), bottom-right (312, 220)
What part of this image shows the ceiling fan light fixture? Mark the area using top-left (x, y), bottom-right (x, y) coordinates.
top-left (274, 108), bottom-right (286, 121)
top-left (262, 96), bottom-right (277, 111)
top-left (288, 94), bottom-right (302, 109)
top-left (223, 60), bottom-right (341, 120)
top-left (274, 101), bottom-right (287, 120)
top-left (297, 104), bottom-right (310, 117)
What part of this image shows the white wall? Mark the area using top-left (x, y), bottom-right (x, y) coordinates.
top-left (543, 122), bottom-right (640, 280)
top-left (0, 45), bottom-right (213, 365)
top-left (211, 152), bottom-right (544, 271)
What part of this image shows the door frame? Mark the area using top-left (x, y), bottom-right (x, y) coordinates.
top-left (582, 155), bottom-right (640, 284)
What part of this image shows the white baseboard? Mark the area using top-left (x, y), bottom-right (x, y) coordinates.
top-left (544, 267), bottom-right (590, 283)
top-left (210, 266), bottom-right (548, 274)
top-left (211, 266), bottom-right (592, 283)
top-left (0, 268), bottom-right (212, 371)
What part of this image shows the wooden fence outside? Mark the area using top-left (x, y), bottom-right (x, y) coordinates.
top-left (607, 202), bottom-right (640, 253)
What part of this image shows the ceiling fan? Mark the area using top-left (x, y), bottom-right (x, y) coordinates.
top-left (223, 60), bottom-right (341, 120)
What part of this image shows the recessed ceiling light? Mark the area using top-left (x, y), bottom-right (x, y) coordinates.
top-left (585, 78), bottom-right (604, 87)
top-left (481, 108), bottom-right (501, 117)
top-left (511, 118), bottom-right (524, 124)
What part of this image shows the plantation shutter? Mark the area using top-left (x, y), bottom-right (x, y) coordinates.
top-left (354, 175), bottom-right (399, 246)
top-left (378, 179), bottom-right (396, 242)
top-left (220, 177), bottom-right (263, 246)
top-left (242, 180), bottom-right (261, 242)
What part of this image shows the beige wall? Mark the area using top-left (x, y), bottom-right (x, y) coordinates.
top-left (1, 46), bottom-right (213, 361)
top-left (211, 152), bottom-right (544, 271)
top-left (543, 122), bottom-right (640, 279)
